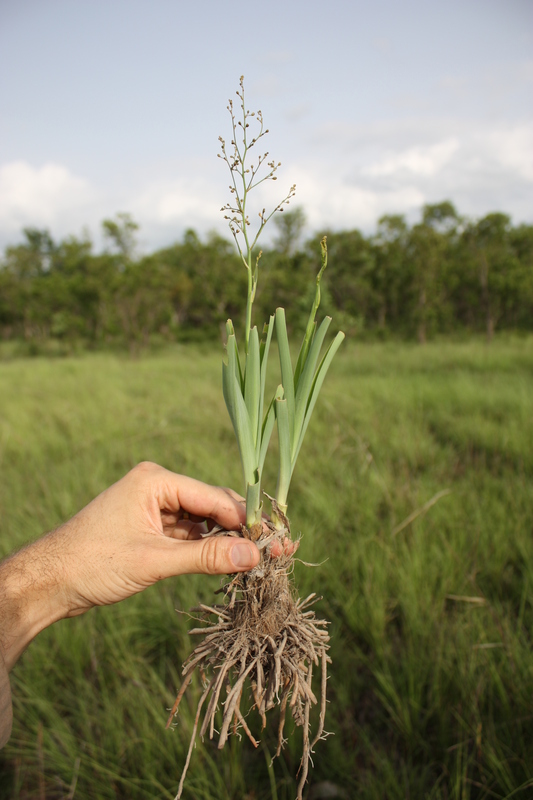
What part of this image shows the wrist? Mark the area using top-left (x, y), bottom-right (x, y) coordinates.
top-left (0, 534), bottom-right (70, 671)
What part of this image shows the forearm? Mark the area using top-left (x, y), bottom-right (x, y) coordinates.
top-left (0, 532), bottom-right (69, 749)
top-left (0, 646), bottom-right (12, 748)
top-left (0, 464), bottom-right (259, 751)
top-left (0, 532), bottom-right (70, 672)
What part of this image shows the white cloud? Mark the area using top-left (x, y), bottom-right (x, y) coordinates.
top-left (363, 138), bottom-right (460, 178)
top-left (127, 163), bottom-right (231, 251)
top-left (134, 178), bottom-right (220, 226)
top-left (280, 165), bottom-right (425, 232)
top-left (0, 161), bottom-right (97, 245)
top-left (303, 119), bottom-right (533, 227)
top-left (480, 124), bottom-right (533, 181)
top-left (1, 119), bottom-right (531, 253)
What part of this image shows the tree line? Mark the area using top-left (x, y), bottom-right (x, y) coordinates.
top-left (0, 202), bottom-right (532, 353)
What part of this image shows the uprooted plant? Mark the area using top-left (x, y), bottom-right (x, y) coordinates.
top-left (166, 76), bottom-right (345, 800)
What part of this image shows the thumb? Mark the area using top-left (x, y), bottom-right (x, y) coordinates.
top-left (157, 536), bottom-right (260, 578)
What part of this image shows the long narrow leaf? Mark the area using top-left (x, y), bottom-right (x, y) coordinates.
top-left (275, 308), bottom-right (295, 442)
top-left (225, 320), bottom-right (243, 391)
top-left (258, 315), bottom-right (275, 444)
top-left (275, 394), bottom-right (292, 509)
top-left (258, 384), bottom-right (283, 471)
top-left (244, 326), bottom-right (260, 447)
top-left (222, 355), bottom-right (256, 486)
top-left (245, 472), bottom-right (262, 526)
top-left (231, 384), bottom-right (256, 485)
top-left (222, 359), bottom-right (237, 431)
top-left (291, 331), bottom-right (345, 472)
top-left (259, 317), bottom-right (272, 364)
top-left (294, 320), bottom-right (316, 393)
top-left (294, 236), bottom-right (328, 386)
top-left (292, 316), bottom-right (332, 460)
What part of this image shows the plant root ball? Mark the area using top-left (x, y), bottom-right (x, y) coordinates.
top-left (167, 519), bottom-right (331, 800)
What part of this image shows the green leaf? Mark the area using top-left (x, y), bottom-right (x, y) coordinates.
top-left (275, 393), bottom-right (292, 509)
top-left (294, 236), bottom-right (328, 387)
top-left (258, 314), bottom-right (275, 445)
top-left (258, 385), bottom-right (283, 472)
top-left (225, 319), bottom-right (243, 391)
top-left (292, 316), bottom-right (332, 461)
top-left (294, 321), bottom-right (316, 392)
top-left (275, 308), bottom-right (295, 441)
top-left (222, 340), bottom-right (256, 486)
top-left (291, 331), bottom-right (345, 470)
top-left (246, 472), bottom-right (262, 527)
top-left (244, 326), bottom-right (260, 447)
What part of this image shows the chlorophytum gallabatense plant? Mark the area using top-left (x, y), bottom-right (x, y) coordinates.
top-left (167, 77), bottom-right (344, 800)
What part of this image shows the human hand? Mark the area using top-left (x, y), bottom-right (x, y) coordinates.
top-left (0, 462), bottom-right (261, 669)
top-left (59, 461), bottom-right (269, 613)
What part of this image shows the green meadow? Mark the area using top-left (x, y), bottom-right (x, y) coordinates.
top-left (0, 337), bottom-right (532, 799)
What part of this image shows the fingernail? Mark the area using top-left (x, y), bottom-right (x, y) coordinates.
top-left (231, 543), bottom-right (254, 569)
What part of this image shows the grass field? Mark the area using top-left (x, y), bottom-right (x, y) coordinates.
top-left (0, 337), bottom-right (532, 800)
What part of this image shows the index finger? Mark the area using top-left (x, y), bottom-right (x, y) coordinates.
top-left (155, 467), bottom-right (246, 531)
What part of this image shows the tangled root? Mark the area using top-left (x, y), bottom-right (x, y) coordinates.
top-left (166, 513), bottom-right (331, 800)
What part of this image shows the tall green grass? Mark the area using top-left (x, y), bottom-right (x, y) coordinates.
top-left (0, 337), bottom-right (532, 799)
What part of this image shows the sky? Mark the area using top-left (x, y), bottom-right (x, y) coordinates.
top-left (0, 0), bottom-right (532, 253)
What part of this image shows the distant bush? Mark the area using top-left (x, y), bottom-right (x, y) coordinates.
top-left (1, 204), bottom-right (532, 352)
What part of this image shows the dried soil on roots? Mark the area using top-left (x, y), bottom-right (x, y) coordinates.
top-left (167, 518), bottom-right (331, 800)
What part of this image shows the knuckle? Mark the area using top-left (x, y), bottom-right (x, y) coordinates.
top-left (134, 460), bottom-right (158, 473)
top-left (200, 538), bottom-right (225, 574)
top-left (130, 461), bottom-right (159, 484)
top-left (127, 461), bottom-right (160, 492)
